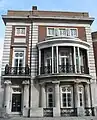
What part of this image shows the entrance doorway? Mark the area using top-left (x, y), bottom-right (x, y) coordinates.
top-left (11, 94), bottom-right (21, 112)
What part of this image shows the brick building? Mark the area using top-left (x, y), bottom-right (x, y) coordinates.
top-left (1, 6), bottom-right (97, 117)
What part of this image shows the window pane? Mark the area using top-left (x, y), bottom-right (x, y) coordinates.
top-left (21, 28), bottom-right (25, 34)
top-left (49, 102), bottom-right (53, 107)
top-left (67, 93), bottom-right (71, 107)
top-left (80, 93), bottom-right (82, 106)
top-left (48, 94), bottom-right (53, 107)
top-left (62, 93), bottom-right (66, 107)
top-left (48, 28), bottom-right (54, 36)
top-left (17, 28), bottom-right (20, 34)
top-left (71, 29), bottom-right (77, 37)
top-left (15, 59), bottom-right (18, 67)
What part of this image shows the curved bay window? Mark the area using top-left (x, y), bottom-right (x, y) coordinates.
top-left (39, 45), bottom-right (89, 75)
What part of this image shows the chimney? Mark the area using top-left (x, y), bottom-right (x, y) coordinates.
top-left (32, 6), bottom-right (37, 10)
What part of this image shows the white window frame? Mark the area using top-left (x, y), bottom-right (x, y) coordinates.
top-left (12, 48), bottom-right (26, 67)
top-left (15, 27), bottom-right (26, 36)
top-left (69, 28), bottom-right (78, 37)
top-left (47, 27), bottom-right (78, 37)
top-left (47, 27), bottom-right (55, 36)
top-left (47, 86), bottom-right (54, 108)
top-left (59, 49), bottom-right (72, 66)
top-left (60, 85), bottom-right (73, 108)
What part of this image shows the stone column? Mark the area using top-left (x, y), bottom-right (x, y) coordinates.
top-left (53, 81), bottom-right (60, 116)
top-left (77, 47), bottom-right (81, 73)
top-left (40, 83), bottom-right (46, 108)
top-left (74, 83), bottom-right (79, 108)
top-left (4, 80), bottom-right (11, 114)
top-left (22, 80), bottom-right (29, 117)
top-left (39, 49), bottom-right (41, 75)
top-left (56, 46), bottom-right (59, 73)
top-left (85, 83), bottom-right (91, 107)
top-left (73, 46), bottom-right (76, 73)
top-left (52, 46), bottom-right (54, 73)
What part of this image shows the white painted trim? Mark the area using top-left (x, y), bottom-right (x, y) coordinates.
top-left (47, 27), bottom-right (78, 38)
top-left (15, 27), bottom-right (26, 36)
top-left (12, 48), bottom-right (26, 67)
top-left (37, 37), bottom-right (90, 50)
top-left (34, 22), bottom-right (91, 27)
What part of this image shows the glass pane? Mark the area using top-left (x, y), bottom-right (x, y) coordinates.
top-left (19, 52), bottom-right (24, 57)
top-left (71, 29), bottom-right (77, 37)
top-left (48, 94), bottom-right (53, 107)
top-left (15, 59), bottom-right (18, 67)
top-left (47, 59), bottom-right (51, 66)
top-left (15, 53), bottom-right (19, 57)
top-left (80, 93), bottom-right (82, 106)
top-left (48, 87), bottom-right (53, 92)
top-left (49, 102), bottom-right (53, 107)
top-left (62, 93), bottom-right (66, 107)
top-left (48, 28), bottom-right (54, 36)
top-left (16, 28), bottom-right (20, 34)
top-left (19, 59), bottom-right (23, 67)
top-left (62, 87), bottom-right (66, 92)
top-left (67, 93), bottom-right (71, 107)
top-left (21, 28), bottom-right (25, 34)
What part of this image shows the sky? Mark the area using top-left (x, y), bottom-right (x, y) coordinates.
top-left (0, 0), bottom-right (97, 72)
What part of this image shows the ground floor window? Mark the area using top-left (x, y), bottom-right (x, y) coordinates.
top-left (47, 86), bottom-right (54, 107)
top-left (78, 85), bottom-right (84, 107)
top-left (61, 85), bottom-right (73, 108)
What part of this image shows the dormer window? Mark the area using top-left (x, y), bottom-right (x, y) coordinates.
top-left (15, 27), bottom-right (26, 36)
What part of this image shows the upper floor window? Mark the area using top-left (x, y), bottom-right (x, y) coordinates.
top-left (47, 27), bottom-right (78, 37)
top-left (12, 48), bottom-right (26, 68)
top-left (15, 27), bottom-right (26, 36)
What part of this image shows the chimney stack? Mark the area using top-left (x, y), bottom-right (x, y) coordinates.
top-left (32, 6), bottom-right (37, 10)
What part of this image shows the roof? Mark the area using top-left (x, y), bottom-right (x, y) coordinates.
top-left (2, 6), bottom-right (94, 25)
top-left (92, 31), bottom-right (97, 40)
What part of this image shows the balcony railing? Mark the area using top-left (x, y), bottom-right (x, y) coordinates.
top-left (4, 65), bottom-right (30, 76)
top-left (43, 108), bottom-right (53, 117)
top-left (60, 108), bottom-right (77, 117)
top-left (59, 65), bottom-right (75, 73)
top-left (85, 107), bottom-right (95, 116)
top-left (41, 66), bottom-right (52, 74)
top-left (40, 65), bottom-right (89, 75)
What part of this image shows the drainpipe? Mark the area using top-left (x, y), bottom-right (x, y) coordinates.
top-left (27, 11), bottom-right (33, 117)
top-left (89, 79), bottom-right (93, 114)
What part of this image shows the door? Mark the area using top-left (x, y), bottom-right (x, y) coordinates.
top-left (11, 94), bottom-right (21, 112)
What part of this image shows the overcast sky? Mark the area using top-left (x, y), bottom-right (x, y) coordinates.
top-left (0, 0), bottom-right (97, 72)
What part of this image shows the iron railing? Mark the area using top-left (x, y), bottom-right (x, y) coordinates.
top-left (40, 65), bottom-right (89, 75)
top-left (43, 108), bottom-right (53, 117)
top-left (4, 65), bottom-right (30, 76)
top-left (59, 65), bottom-right (75, 73)
top-left (60, 108), bottom-right (77, 117)
top-left (41, 66), bottom-right (52, 74)
top-left (85, 107), bottom-right (95, 116)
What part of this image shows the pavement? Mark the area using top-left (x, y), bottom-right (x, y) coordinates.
top-left (0, 116), bottom-right (97, 120)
